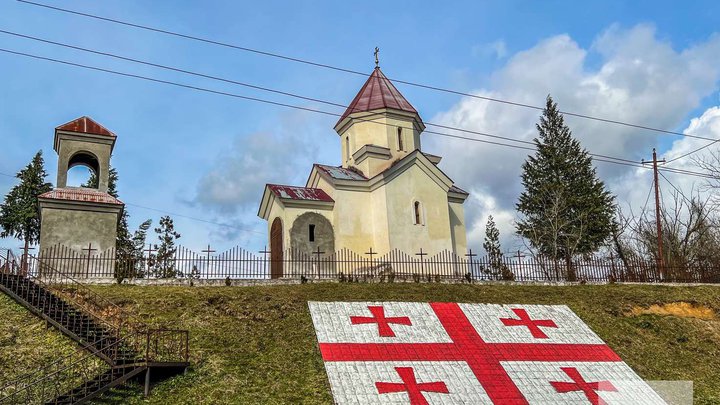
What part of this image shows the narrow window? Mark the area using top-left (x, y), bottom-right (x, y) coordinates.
top-left (345, 137), bottom-right (350, 161)
top-left (309, 224), bottom-right (316, 242)
top-left (397, 127), bottom-right (404, 151)
top-left (414, 201), bottom-right (422, 225)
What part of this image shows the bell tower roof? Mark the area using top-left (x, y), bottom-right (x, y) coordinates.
top-left (335, 68), bottom-right (419, 127)
top-left (55, 116), bottom-right (116, 137)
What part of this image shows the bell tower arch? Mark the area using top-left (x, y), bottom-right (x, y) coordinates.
top-left (54, 116), bottom-right (115, 192)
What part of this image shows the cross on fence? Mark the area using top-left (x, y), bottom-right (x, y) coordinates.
top-left (313, 247), bottom-right (326, 279)
top-left (201, 245), bottom-right (216, 277)
top-left (365, 247), bottom-right (377, 268)
top-left (82, 243), bottom-right (97, 278)
top-left (465, 249), bottom-right (478, 279)
top-left (258, 246), bottom-right (271, 275)
top-left (143, 244), bottom-right (156, 259)
top-left (512, 250), bottom-right (526, 272)
top-left (201, 245), bottom-right (216, 257)
top-left (415, 248), bottom-right (428, 273)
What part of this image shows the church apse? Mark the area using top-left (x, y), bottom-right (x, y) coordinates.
top-left (290, 212), bottom-right (335, 258)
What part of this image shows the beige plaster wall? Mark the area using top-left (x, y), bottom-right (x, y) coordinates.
top-left (340, 114), bottom-right (420, 173)
top-left (381, 165), bottom-right (455, 256)
top-left (448, 200), bottom-right (468, 255)
top-left (39, 208), bottom-right (118, 254)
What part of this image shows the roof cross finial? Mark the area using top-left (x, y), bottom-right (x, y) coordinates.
top-left (374, 47), bottom-right (380, 68)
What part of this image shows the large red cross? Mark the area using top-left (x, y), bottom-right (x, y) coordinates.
top-left (320, 303), bottom-right (621, 404)
top-left (500, 308), bottom-right (558, 338)
top-left (375, 367), bottom-right (449, 405)
top-left (350, 305), bottom-right (412, 337)
top-left (551, 367), bottom-right (617, 405)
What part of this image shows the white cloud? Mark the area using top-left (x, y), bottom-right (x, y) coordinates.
top-left (477, 40), bottom-right (508, 59)
top-left (426, 24), bottom-right (720, 252)
top-left (190, 110), bottom-right (336, 247)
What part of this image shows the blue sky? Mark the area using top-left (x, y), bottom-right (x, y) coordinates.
top-left (1, 1), bottom-right (719, 253)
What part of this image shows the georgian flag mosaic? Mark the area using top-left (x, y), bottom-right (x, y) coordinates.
top-left (309, 302), bottom-right (666, 404)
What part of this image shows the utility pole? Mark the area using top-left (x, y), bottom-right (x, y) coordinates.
top-left (642, 148), bottom-right (666, 276)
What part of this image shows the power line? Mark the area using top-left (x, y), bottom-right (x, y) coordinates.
top-left (0, 46), bottom-right (640, 167)
top-left (16, 0), bottom-right (712, 142)
top-left (665, 139), bottom-right (720, 164)
top-left (0, 170), bottom-right (264, 236)
top-left (2, 46), bottom-right (719, 181)
top-left (0, 29), bottom-right (536, 149)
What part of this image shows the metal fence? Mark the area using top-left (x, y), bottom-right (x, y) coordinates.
top-left (22, 244), bottom-right (720, 283)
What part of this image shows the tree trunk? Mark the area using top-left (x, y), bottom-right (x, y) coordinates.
top-left (565, 254), bottom-right (576, 282)
top-left (22, 237), bottom-right (29, 276)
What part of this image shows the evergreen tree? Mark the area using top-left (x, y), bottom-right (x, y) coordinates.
top-left (153, 216), bottom-right (181, 278)
top-left (516, 96), bottom-right (615, 280)
top-left (83, 167), bottom-right (151, 272)
top-left (115, 219), bottom-right (152, 282)
top-left (0, 151), bottom-right (53, 267)
top-left (482, 215), bottom-right (514, 280)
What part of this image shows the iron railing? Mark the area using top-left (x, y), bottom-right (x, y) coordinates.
top-left (0, 253), bottom-right (189, 404)
top-left (27, 244), bottom-right (720, 283)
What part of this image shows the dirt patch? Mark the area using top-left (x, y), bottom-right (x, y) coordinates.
top-left (629, 302), bottom-right (715, 320)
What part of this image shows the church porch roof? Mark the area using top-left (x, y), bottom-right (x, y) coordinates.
top-left (267, 184), bottom-right (334, 202)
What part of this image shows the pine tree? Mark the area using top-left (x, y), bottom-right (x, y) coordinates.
top-left (516, 96), bottom-right (615, 280)
top-left (482, 215), bottom-right (514, 281)
top-left (0, 151), bottom-right (53, 268)
top-left (83, 166), bottom-right (152, 278)
top-left (153, 216), bottom-right (181, 278)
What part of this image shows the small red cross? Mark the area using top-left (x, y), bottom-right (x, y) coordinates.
top-left (551, 367), bottom-right (617, 405)
top-left (350, 305), bottom-right (412, 337)
top-left (500, 308), bottom-right (558, 338)
top-left (376, 367), bottom-right (449, 405)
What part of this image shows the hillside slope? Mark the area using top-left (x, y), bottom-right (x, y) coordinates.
top-left (3, 283), bottom-right (719, 404)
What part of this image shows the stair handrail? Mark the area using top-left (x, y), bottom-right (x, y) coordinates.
top-left (0, 334), bottom-right (139, 404)
top-left (26, 254), bottom-right (149, 333)
top-left (0, 333), bottom-right (120, 390)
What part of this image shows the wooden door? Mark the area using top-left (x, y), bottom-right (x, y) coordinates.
top-left (270, 218), bottom-right (283, 279)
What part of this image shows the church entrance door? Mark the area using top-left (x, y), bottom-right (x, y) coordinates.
top-left (270, 218), bottom-right (283, 279)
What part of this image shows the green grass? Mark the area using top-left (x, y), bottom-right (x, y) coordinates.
top-left (3, 283), bottom-right (720, 404)
top-left (0, 293), bottom-right (81, 386)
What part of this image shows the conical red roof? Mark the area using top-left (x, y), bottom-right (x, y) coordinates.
top-left (55, 116), bottom-right (115, 137)
top-left (336, 68), bottom-right (418, 126)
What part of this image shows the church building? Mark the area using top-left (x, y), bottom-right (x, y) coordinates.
top-left (258, 65), bottom-right (469, 275)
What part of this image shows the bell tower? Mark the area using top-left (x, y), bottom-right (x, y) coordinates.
top-left (333, 66), bottom-right (425, 178)
top-left (38, 117), bottom-right (124, 278)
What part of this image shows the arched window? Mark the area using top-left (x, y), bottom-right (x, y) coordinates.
top-left (397, 127), bottom-right (404, 151)
top-left (414, 201), bottom-right (423, 225)
top-left (345, 136), bottom-right (350, 161)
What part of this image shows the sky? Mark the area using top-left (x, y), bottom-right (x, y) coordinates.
top-left (1, 0), bottom-right (719, 255)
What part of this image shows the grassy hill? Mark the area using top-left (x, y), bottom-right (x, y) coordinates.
top-left (3, 283), bottom-right (720, 404)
